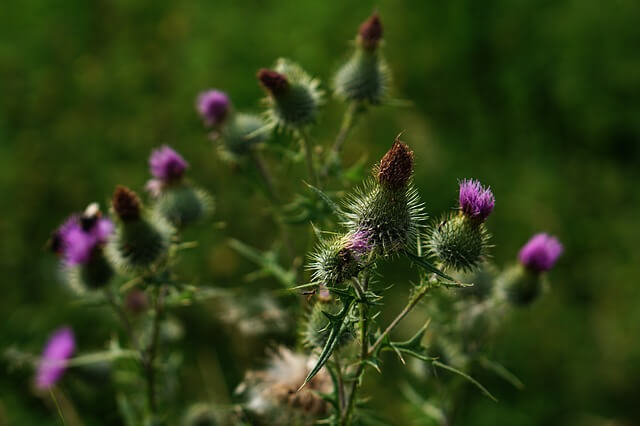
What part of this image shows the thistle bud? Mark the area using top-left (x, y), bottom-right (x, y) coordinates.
top-left (334, 13), bottom-right (390, 104)
top-left (377, 139), bottom-right (414, 191)
top-left (257, 69), bottom-right (289, 96)
top-left (149, 145), bottom-right (188, 184)
top-left (358, 13), bottom-right (383, 50)
top-left (217, 113), bottom-right (269, 160)
top-left (196, 89), bottom-right (230, 127)
top-left (113, 186), bottom-right (142, 222)
top-left (154, 185), bottom-right (213, 228)
top-left (427, 180), bottom-right (494, 271)
top-left (308, 230), bottom-right (372, 286)
top-left (345, 139), bottom-right (425, 255)
top-left (258, 58), bottom-right (323, 129)
top-left (108, 186), bottom-right (173, 272)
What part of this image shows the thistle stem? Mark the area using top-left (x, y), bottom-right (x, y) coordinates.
top-left (299, 128), bottom-right (318, 187)
top-left (323, 102), bottom-right (361, 178)
top-left (145, 285), bottom-right (165, 415)
top-left (248, 146), bottom-right (280, 203)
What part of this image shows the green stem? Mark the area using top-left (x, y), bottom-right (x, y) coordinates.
top-left (322, 102), bottom-right (360, 178)
top-left (49, 388), bottom-right (68, 426)
top-left (145, 285), bottom-right (164, 415)
top-left (299, 128), bottom-right (318, 187)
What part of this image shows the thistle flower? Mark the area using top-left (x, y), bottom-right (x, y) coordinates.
top-left (344, 139), bottom-right (425, 255)
top-left (51, 204), bottom-right (115, 290)
top-left (196, 89), bottom-right (230, 127)
top-left (258, 58), bottom-right (323, 130)
top-left (459, 179), bottom-right (495, 223)
top-left (498, 234), bottom-right (562, 305)
top-left (107, 186), bottom-right (173, 272)
top-left (518, 233), bottom-right (563, 273)
top-left (427, 180), bottom-right (494, 271)
top-left (334, 13), bottom-right (391, 104)
top-left (149, 145), bottom-right (189, 183)
top-left (237, 347), bottom-right (332, 425)
top-left (35, 327), bottom-right (75, 389)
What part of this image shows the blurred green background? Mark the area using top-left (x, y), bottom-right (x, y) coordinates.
top-left (1, 0), bottom-right (639, 424)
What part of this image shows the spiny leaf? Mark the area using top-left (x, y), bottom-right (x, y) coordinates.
top-left (305, 182), bottom-right (344, 218)
top-left (404, 251), bottom-right (461, 283)
top-left (228, 238), bottom-right (296, 288)
top-left (432, 360), bottom-right (497, 402)
top-left (300, 296), bottom-right (355, 391)
top-left (479, 356), bottom-right (524, 390)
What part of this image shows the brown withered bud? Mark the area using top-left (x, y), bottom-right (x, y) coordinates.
top-left (257, 69), bottom-right (289, 96)
top-left (112, 185), bottom-right (142, 221)
top-left (377, 138), bottom-right (414, 191)
top-left (358, 13), bottom-right (383, 50)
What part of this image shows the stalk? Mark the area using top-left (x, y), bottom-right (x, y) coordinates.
top-left (299, 128), bottom-right (318, 187)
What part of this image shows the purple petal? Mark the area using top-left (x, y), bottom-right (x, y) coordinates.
top-left (459, 179), bottom-right (495, 222)
top-left (196, 89), bottom-right (230, 127)
top-left (149, 145), bottom-right (188, 181)
top-left (518, 233), bottom-right (564, 272)
top-left (36, 327), bottom-right (76, 389)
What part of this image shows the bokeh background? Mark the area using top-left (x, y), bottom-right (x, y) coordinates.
top-left (1, 0), bottom-right (639, 424)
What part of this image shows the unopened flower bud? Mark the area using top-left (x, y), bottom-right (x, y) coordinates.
top-left (259, 59), bottom-right (323, 129)
top-left (498, 264), bottom-right (543, 306)
top-left (358, 13), bottom-right (383, 50)
top-left (112, 186), bottom-right (142, 222)
top-left (257, 69), bottom-right (289, 96)
top-left (377, 139), bottom-right (414, 191)
top-left (154, 185), bottom-right (213, 228)
top-left (217, 113), bottom-right (268, 160)
top-left (308, 230), bottom-right (372, 286)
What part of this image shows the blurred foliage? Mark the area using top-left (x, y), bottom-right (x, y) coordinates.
top-left (1, 0), bottom-right (639, 424)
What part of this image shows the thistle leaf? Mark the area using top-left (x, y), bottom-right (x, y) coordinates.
top-left (300, 294), bottom-right (355, 390)
top-left (404, 251), bottom-right (460, 283)
top-left (479, 356), bottom-right (524, 390)
top-left (305, 182), bottom-right (344, 218)
top-left (228, 238), bottom-right (296, 288)
top-left (432, 360), bottom-right (497, 402)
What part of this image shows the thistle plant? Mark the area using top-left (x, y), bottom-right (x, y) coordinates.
top-left (11, 11), bottom-right (568, 426)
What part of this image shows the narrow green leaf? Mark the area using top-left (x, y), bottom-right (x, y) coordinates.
top-left (305, 182), bottom-right (344, 217)
top-left (479, 356), bottom-right (525, 390)
top-left (404, 251), bottom-right (460, 283)
top-left (432, 360), bottom-right (498, 402)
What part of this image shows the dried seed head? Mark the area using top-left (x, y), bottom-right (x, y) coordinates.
top-left (113, 186), bottom-right (142, 222)
top-left (377, 138), bottom-right (414, 191)
top-left (257, 68), bottom-right (289, 96)
top-left (358, 13), bottom-right (383, 50)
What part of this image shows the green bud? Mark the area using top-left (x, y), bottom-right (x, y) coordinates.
top-left (497, 264), bottom-right (544, 306)
top-left (154, 184), bottom-right (213, 229)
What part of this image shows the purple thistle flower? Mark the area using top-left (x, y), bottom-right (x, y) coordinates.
top-left (149, 145), bottom-right (188, 182)
top-left (518, 233), bottom-right (563, 272)
top-left (347, 230), bottom-right (372, 257)
top-left (458, 179), bottom-right (495, 223)
top-left (196, 89), bottom-right (230, 127)
top-left (54, 213), bottom-right (113, 266)
top-left (35, 327), bottom-right (75, 389)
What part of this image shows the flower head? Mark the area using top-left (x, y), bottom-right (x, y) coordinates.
top-left (377, 139), bottom-right (414, 191)
top-left (36, 327), bottom-right (75, 389)
top-left (358, 13), bottom-right (383, 50)
top-left (257, 69), bottom-right (289, 96)
top-left (112, 185), bottom-right (142, 221)
top-left (518, 233), bottom-right (563, 272)
top-left (149, 145), bottom-right (188, 182)
top-left (53, 207), bottom-right (113, 266)
top-left (458, 179), bottom-right (495, 223)
top-left (196, 90), bottom-right (230, 126)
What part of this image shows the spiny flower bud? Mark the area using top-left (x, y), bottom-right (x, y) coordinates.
top-left (334, 13), bottom-right (390, 104)
top-left (149, 145), bottom-right (189, 183)
top-left (308, 230), bottom-right (372, 286)
top-left (113, 186), bottom-right (142, 222)
top-left (497, 264), bottom-right (544, 306)
top-left (459, 179), bottom-right (495, 223)
top-left (259, 58), bottom-right (323, 130)
top-left (257, 69), bottom-right (289, 96)
top-left (154, 185), bottom-right (213, 229)
top-left (427, 213), bottom-right (491, 272)
top-left (196, 89), bottom-right (230, 127)
top-left (377, 139), bottom-right (414, 191)
top-left (358, 13), bottom-right (383, 50)
top-left (518, 233), bottom-right (563, 273)
top-left (217, 113), bottom-right (269, 160)
top-left (108, 186), bottom-right (173, 272)
top-left (345, 139), bottom-right (425, 255)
